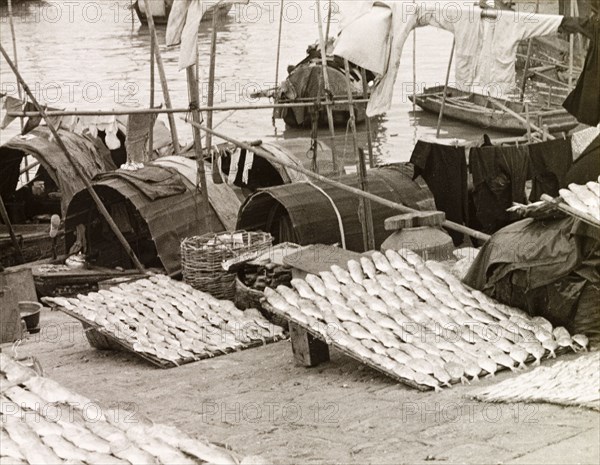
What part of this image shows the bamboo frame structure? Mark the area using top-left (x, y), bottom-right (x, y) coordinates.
top-left (316, 0), bottom-right (339, 174)
top-left (343, 59), bottom-right (375, 251)
top-left (0, 44), bottom-right (146, 273)
top-left (184, 120), bottom-right (492, 243)
top-left (8, 99), bottom-right (371, 119)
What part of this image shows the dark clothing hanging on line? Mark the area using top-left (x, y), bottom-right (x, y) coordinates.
top-left (528, 138), bottom-right (573, 202)
top-left (410, 140), bottom-right (468, 245)
top-left (469, 145), bottom-right (529, 235)
top-left (566, 134), bottom-right (600, 185)
top-left (559, 16), bottom-right (600, 126)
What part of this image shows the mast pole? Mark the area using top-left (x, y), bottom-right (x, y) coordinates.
top-left (316, 0), bottom-right (339, 174)
top-left (436, 39), bottom-right (455, 138)
top-left (344, 59), bottom-right (375, 251)
top-left (143, 0), bottom-right (181, 154)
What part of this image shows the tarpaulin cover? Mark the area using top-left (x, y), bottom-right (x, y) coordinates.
top-left (94, 166), bottom-right (186, 200)
top-left (464, 217), bottom-right (600, 330)
top-left (0, 127), bottom-right (116, 215)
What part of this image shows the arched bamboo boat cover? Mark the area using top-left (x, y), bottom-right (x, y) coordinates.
top-left (237, 165), bottom-right (437, 252)
top-left (65, 157), bottom-right (224, 274)
top-left (0, 127), bottom-right (116, 215)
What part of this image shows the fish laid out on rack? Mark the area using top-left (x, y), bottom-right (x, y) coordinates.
top-left (472, 351), bottom-right (599, 411)
top-left (263, 249), bottom-right (588, 391)
top-left (43, 275), bottom-right (285, 368)
top-left (0, 353), bottom-right (253, 464)
top-left (509, 178), bottom-right (600, 226)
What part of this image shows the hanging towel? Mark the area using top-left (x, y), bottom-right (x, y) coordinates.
top-left (410, 140), bottom-right (468, 245)
top-left (1, 96), bottom-right (23, 129)
top-left (227, 148), bottom-right (241, 185)
top-left (560, 16), bottom-right (600, 126)
top-left (242, 151), bottom-right (254, 184)
top-left (528, 138), bottom-right (573, 201)
top-left (470, 145), bottom-right (529, 234)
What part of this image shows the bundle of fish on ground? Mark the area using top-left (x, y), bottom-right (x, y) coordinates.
top-left (558, 179), bottom-right (600, 222)
top-left (473, 351), bottom-right (600, 411)
top-left (44, 275), bottom-right (284, 366)
top-left (264, 249), bottom-right (589, 391)
top-left (0, 353), bottom-right (256, 465)
top-left (508, 179), bottom-right (600, 222)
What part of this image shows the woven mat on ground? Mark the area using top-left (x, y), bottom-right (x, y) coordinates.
top-left (473, 351), bottom-right (600, 411)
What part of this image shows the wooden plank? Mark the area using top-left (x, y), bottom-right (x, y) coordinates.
top-left (283, 244), bottom-right (362, 275)
top-left (0, 287), bottom-right (22, 343)
top-left (205, 180), bottom-right (242, 231)
top-left (289, 322), bottom-right (330, 367)
top-left (0, 268), bottom-right (37, 303)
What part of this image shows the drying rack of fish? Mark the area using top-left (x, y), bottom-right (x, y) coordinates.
top-left (43, 275), bottom-right (285, 368)
top-left (509, 179), bottom-right (600, 226)
top-left (472, 351), bottom-right (599, 411)
top-left (0, 353), bottom-right (256, 464)
top-left (263, 249), bottom-right (589, 391)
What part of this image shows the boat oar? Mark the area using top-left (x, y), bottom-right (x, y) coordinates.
top-left (0, 44), bottom-right (146, 273)
top-left (436, 39), bottom-right (455, 138)
top-left (487, 96), bottom-right (555, 140)
top-left (184, 120), bottom-right (492, 243)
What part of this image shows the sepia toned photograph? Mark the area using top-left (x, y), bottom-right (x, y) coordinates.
top-left (1, 0), bottom-right (598, 464)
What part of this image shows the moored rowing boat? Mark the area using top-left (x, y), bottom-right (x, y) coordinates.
top-left (409, 85), bottom-right (578, 134)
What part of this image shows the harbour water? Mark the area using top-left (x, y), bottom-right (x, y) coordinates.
top-left (0, 0), bottom-right (508, 166)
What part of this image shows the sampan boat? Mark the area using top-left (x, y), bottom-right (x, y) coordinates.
top-left (409, 85), bottom-right (578, 134)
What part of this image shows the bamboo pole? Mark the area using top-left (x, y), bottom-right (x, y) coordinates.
top-left (274, 0), bottom-right (285, 94)
top-left (360, 68), bottom-right (375, 168)
top-left (520, 0), bottom-right (540, 102)
top-left (143, 0), bottom-right (181, 154)
top-left (8, 98), bottom-right (371, 118)
top-left (316, 0), bottom-right (339, 174)
top-left (7, 0), bottom-right (23, 135)
top-left (205, 9), bottom-right (219, 157)
top-left (0, 194), bottom-right (24, 264)
top-left (436, 39), bottom-right (455, 138)
top-left (148, 28), bottom-right (156, 161)
top-left (186, 66), bottom-right (211, 231)
top-left (568, 0), bottom-right (575, 89)
top-left (185, 121), bottom-right (492, 243)
top-left (325, 0), bottom-right (333, 43)
top-left (0, 44), bottom-right (146, 273)
top-left (343, 59), bottom-right (375, 251)
top-left (487, 96), bottom-right (556, 140)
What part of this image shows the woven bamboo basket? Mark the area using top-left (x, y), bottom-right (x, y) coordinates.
top-left (181, 231), bottom-right (273, 300)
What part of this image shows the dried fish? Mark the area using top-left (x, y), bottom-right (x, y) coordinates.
top-left (305, 274), bottom-right (328, 297)
top-left (330, 265), bottom-right (353, 285)
top-left (572, 334), bottom-right (589, 352)
top-left (347, 260), bottom-right (364, 284)
top-left (371, 251), bottom-right (393, 274)
top-left (320, 271), bottom-right (342, 294)
top-left (360, 256), bottom-right (378, 279)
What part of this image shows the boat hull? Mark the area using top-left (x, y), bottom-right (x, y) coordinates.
top-left (134, 1), bottom-right (232, 25)
top-left (409, 86), bottom-right (578, 134)
top-left (1, 225), bottom-right (65, 268)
